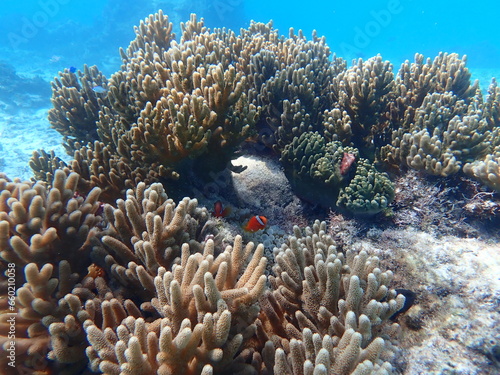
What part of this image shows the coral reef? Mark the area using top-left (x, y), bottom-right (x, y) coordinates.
top-left (7, 8), bottom-right (500, 375)
top-left (380, 53), bottom-right (499, 179)
top-left (42, 11), bottom-right (260, 202)
top-left (1, 169), bottom-right (408, 374)
top-left (0, 170), bottom-right (102, 373)
top-left (35, 12), bottom-right (500, 213)
top-left (258, 220), bottom-right (405, 374)
top-left (85, 235), bottom-right (267, 375)
top-left (48, 65), bottom-right (109, 153)
top-left (324, 55), bottom-right (395, 157)
top-left (364, 229), bottom-right (500, 375)
top-left (280, 132), bottom-right (394, 214)
top-left (463, 152), bottom-right (500, 192)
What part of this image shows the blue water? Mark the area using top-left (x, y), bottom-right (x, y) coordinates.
top-left (0, 0), bottom-right (498, 78)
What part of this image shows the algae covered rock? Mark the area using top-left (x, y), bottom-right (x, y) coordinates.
top-left (280, 131), bottom-right (394, 214)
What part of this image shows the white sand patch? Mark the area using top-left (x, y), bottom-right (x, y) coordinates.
top-left (0, 107), bottom-right (68, 180)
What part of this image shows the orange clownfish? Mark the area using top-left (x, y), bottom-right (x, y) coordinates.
top-left (243, 215), bottom-right (268, 232)
top-left (213, 200), bottom-right (231, 218)
top-left (85, 263), bottom-right (105, 279)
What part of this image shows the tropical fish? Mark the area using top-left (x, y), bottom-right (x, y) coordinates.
top-left (85, 263), bottom-right (105, 279)
top-left (390, 288), bottom-right (416, 320)
top-left (243, 215), bottom-right (267, 232)
top-left (92, 85), bottom-right (108, 94)
top-left (340, 152), bottom-right (356, 175)
top-left (69, 66), bottom-right (76, 73)
top-left (213, 200), bottom-right (231, 218)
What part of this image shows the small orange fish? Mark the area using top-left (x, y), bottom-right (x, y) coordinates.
top-left (213, 200), bottom-right (231, 218)
top-left (85, 264), bottom-right (105, 279)
top-left (243, 215), bottom-right (268, 232)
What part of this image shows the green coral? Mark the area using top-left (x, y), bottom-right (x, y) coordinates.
top-left (280, 131), bottom-right (394, 214)
top-left (337, 158), bottom-right (395, 215)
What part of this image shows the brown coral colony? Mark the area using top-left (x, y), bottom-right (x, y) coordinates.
top-left (1, 9), bottom-right (499, 375)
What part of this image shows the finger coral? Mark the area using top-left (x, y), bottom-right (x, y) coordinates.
top-left (49, 64), bottom-right (110, 154)
top-left (9, 7), bottom-right (500, 375)
top-left (0, 170), bottom-right (103, 372)
top-left (380, 53), bottom-right (500, 179)
top-left (41, 11), bottom-right (259, 198)
top-left (36, 11), bottom-right (500, 210)
top-left (92, 181), bottom-right (218, 300)
top-left (84, 235), bottom-right (267, 375)
top-left (1, 166), bottom-right (407, 374)
top-left (324, 55), bottom-right (395, 157)
top-left (258, 220), bottom-right (405, 374)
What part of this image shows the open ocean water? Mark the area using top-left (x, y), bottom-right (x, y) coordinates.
top-left (0, 1), bottom-right (499, 375)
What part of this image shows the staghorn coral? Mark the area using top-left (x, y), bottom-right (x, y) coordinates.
top-left (280, 131), bottom-right (394, 214)
top-left (258, 220), bottom-right (405, 374)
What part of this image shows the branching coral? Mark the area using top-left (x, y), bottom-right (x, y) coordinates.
top-left (1, 167), bottom-right (407, 374)
top-left (36, 11), bottom-right (500, 209)
top-left (9, 8), bottom-right (500, 375)
top-left (84, 235), bottom-right (267, 375)
top-left (0, 170), bottom-right (103, 372)
top-left (378, 53), bottom-right (500, 179)
top-left (463, 152), bottom-right (500, 192)
top-left (49, 64), bottom-right (110, 154)
top-left (324, 55), bottom-right (395, 156)
top-left (40, 11), bottom-right (260, 193)
top-left (258, 220), bottom-right (405, 374)
top-left (381, 90), bottom-right (495, 176)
